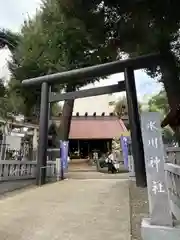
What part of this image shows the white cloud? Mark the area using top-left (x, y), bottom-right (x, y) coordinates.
top-left (0, 0), bottom-right (42, 81)
top-left (0, 0), bottom-right (41, 32)
top-left (81, 70), bottom-right (162, 102)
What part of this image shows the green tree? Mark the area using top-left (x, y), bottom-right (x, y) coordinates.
top-left (0, 79), bottom-right (10, 120)
top-left (0, 27), bottom-right (62, 120)
top-left (0, 78), bottom-right (16, 146)
top-left (148, 90), bottom-right (169, 115)
top-left (64, 1), bottom-right (180, 112)
top-left (8, 0), bottom-right (116, 141)
top-left (0, 29), bottom-right (20, 51)
top-left (0, 78), bottom-right (20, 122)
top-left (113, 96), bottom-right (128, 118)
top-left (51, 103), bottom-right (62, 117)
top-left (0, 29), bottom-right (29, 117)
top-left (113, 95), bottom-right (141, 117)
top-left (147, 90), bottom-right (175, 144)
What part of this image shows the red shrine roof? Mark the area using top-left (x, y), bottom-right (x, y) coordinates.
top-left (69, 116), bottom-right (127, 139)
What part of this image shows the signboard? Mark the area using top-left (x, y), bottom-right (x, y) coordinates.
top-left (60, 140), bottom-right (69, 170)
top-left (120, 136), bottom-right (129, 169)
top-left (121, 131), bottom-right (130, 137)
top-left (141, 112), bottom-right (172, 226)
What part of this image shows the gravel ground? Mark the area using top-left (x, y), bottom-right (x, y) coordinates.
top-left (0, 172), bottom-right (149, 240)
top-left (0, 179), bottom-right (130, 240)
top-left (129, 180), bottom-right (149, 240)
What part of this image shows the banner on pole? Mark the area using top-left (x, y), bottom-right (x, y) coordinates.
top-left (60, 140), bottom-right (69, 170)
top-left (120, 136), bottom-right (129, 169)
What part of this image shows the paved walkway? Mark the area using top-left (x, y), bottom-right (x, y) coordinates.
top-left (0, 177), bottom-right (130, 240)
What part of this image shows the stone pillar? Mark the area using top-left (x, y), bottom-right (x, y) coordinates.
top-left (141, 112), bottom-right (180, 240)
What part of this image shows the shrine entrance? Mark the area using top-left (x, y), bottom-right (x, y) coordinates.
top-left (22, 53), bottom-right (162, 187)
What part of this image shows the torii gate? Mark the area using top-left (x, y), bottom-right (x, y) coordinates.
top-left (22, 53), bottom-right (162, 187)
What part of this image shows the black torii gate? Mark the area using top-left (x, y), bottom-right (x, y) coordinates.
top-left (22, 53), bottom-right (162, 187)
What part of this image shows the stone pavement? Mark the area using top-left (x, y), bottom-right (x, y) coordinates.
top-left (0, 176), bottom-right (130, 240)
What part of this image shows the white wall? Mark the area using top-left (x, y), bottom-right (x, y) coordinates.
top-left (72, 94), bottom-right (115, 116)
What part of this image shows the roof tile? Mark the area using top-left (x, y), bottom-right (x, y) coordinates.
top-left (69, 117), bottom-right (127, 139)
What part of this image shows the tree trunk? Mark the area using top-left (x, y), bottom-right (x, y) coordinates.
top-left (160, 45), bottom-right (180, 142)
top-left (59, 99), bottom-right (75, 141)
top-left (58, 85), bottom-right (75, 179)
top-left (59, 84), bottom-right (75, 141)
top-left (160, 51), bottom-right (180, 108)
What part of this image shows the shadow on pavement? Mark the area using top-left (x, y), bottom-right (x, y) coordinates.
top-left (0, 179), bottom-right (36, 196)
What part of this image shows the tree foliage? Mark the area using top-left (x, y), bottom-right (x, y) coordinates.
top-left (113, 95), bottom-right (141, 117)
top-left (5, 0), bottom-right (118, 139)
top-left (9, 0), bottom-right (116, 92)
top-left (0, 79), bottom-right (15, 121)
top-left (64, 0), bottom-right (180, 58)
top-left (113, 96), bottom-right (128, 118)
top-left (147, 90), bottom-right (175, 144)
top-left (51, 103), bottom-right (62, 117)
top-left (64, 0), bottom-right (180, 110)
top-left (0, 29), bottom-right (20, 51)
top-left (3, 0), bottom-right (180, 143)
top-left (113, 91), bottom-right (175, 144)
top-left (147, 90), bottom-right (169, 115)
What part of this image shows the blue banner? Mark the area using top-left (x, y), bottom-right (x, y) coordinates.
top-left (120, 136), bottom-right (129, 169)
top-left (60, 140), bottom-right (69, 170)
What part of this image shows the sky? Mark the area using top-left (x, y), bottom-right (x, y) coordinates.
top-left (0, 0), bottom-right (162, 102)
